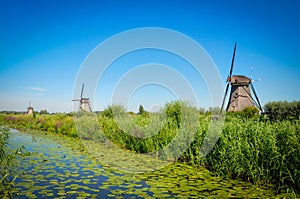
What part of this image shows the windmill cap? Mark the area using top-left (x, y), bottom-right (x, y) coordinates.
top-left (230, 75), bottom-right (251, 84)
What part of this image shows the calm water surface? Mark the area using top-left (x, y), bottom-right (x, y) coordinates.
top-left (9, 129), bottom-right (282, 198)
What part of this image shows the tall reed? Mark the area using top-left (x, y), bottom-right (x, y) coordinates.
top-left (205, 116), bottom-right (300, 193)
top-left (0, 127), bottom-right (19, 198)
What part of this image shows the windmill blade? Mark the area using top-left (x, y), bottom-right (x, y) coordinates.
top-left (220, 83), bottom-right (230, 113)
top-left (80, 84), bottom-right (85, 100)
top-left (250, 66), bottom-right (254, 79)
top-left (220, 43), bottom-right (237, 114)
top-left (229, 43), bottom-right (237, 78)
top-left (251, 78), bottom-right (263, 83)
top-left (250, 83), bottom-right (263, 112)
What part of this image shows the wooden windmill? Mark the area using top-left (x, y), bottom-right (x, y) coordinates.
top-left (72, 84), bottom-right (92, 112)
top-left (27, 101), bottom-right (34, 115)
top-left (220, 43), bottom-right (263, 112)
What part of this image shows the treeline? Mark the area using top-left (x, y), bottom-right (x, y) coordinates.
top-left (2, 100), bottom-right (299, 121)
top-left (264, 100), bottom-right (300, 121)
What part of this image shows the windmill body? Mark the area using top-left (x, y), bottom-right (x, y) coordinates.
top-left (72, 84), bottom-right (92, 112)
top-left (226, 75), bottom-right (255, 112)
top-left (80, 98), bottom-right (92, 112)
top-left (27, 106), bottom-right (34, 115)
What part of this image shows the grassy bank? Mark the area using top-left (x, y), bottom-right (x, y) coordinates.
top-left (0, 102), bottom-right (299, 195)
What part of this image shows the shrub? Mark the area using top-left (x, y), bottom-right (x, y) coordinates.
top-left (164, 101), bottom-right (182, 128)
top-left (228, 106), bottom-right (259, 119)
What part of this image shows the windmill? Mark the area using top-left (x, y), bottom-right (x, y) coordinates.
top-left (27, 101), bottom-right (34, 115)
top-left (220, 43), bottom-right (263, 113)
top-left (72, 84), bottom-right (92, 112)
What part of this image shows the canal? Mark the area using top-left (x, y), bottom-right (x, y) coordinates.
top-left (9, 129), bottom-right (281, 198)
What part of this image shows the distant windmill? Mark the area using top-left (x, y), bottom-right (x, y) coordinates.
top-left (72, 84), bottom-right (92, 112)
top-left (220, 43), bottom-right (263, 112)
top-left (27, 101), bottom-right (34, 115)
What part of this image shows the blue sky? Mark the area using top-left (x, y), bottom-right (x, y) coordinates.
top-left (0, 0), bottom-right (299, 113)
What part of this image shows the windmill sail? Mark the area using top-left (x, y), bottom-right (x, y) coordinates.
top-left (220, 43), bottom-right (237, 113)
top-left (250, 83), bottom-right (263, 112)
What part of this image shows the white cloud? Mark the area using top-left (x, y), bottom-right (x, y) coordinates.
top-left (26, 87), bottom-right (47, 92)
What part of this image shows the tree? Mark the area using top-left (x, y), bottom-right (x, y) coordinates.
top-left (138, 105), bottom-right (145, 115)
top-left (39, 109), bottom-right (48, 115)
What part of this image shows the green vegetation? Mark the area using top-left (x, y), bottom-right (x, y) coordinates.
top-left (206, 116), bottom-right (299, 194)
top-left (264, 100), bottom-right (300, 121)
top-left (0, 100), bottom-right (299, 195)
top-left (0, 113), bottom-right (78, 138)
top-left (138, 104), bottom-right (145, 115)
top-left (0, 127), bottom-right (25, 198)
